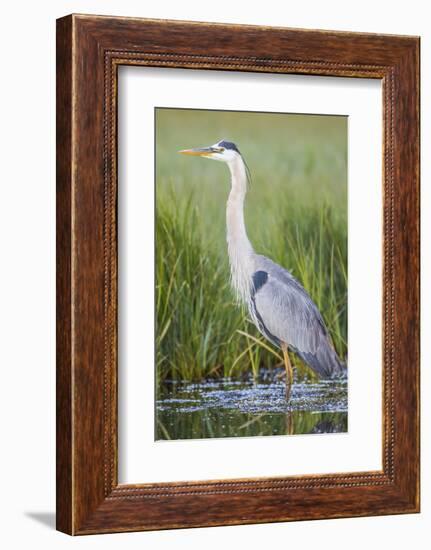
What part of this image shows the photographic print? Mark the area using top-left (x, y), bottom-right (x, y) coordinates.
top-left (155, 107), bottom-right (348, 441)
top-left (56, 16), bottom-right (420, 533)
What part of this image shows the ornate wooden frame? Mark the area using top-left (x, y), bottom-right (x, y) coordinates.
top-left (56, 14), bottom-right (420, 535)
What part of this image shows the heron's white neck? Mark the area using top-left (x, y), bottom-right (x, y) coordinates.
top-left (226, 156), bottom-right (254, 304)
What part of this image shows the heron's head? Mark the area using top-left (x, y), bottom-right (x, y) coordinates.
top-left (179, 140), bottom-right (241, 164)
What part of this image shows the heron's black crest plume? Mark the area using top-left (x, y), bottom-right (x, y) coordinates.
top-left (218, 140), bottom-right (252, 187)
top-left (243, 157), bottom-right (253, 188)
top-left (218, 140), bottom-right (240, 153)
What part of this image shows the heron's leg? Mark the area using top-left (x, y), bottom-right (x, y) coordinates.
top-left (286, 411), bottom-right (294, 435)
top-left (281, 343), bottom-right (294, 401)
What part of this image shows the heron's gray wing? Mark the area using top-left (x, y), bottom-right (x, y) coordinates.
top-left (253, 271), bottom-right (324, 353)
top-left (252, 256), bottom-right (344, 379)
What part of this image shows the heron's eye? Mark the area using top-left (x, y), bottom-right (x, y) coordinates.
top-left (212, 147), bottom-right (224, 153)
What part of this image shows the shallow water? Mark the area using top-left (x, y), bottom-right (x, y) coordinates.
top-left (156, 374), bottom-right (348, 440)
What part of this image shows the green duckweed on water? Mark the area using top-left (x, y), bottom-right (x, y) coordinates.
top-left (156, 370), bottom-right (347, 440)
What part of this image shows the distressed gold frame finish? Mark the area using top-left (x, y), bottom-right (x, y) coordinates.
top-left (57, 14), bottom-right (420, 535)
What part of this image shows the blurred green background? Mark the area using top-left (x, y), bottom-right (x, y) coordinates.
top-left (155, 108), bottom-right (347, 388)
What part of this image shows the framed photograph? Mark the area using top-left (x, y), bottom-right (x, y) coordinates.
top-left (56, 14), bottom-right (420, 535)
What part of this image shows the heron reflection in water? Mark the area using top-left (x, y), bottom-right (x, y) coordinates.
top-left (180, 140), bottom-right (346, 400)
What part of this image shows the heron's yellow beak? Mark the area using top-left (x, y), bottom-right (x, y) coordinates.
top-left (179, 147), bottom-right (214, 157)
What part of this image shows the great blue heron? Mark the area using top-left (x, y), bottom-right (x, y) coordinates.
top-left (180, 139), bottom-right (346, 399)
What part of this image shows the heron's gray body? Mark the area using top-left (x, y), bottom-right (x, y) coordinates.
top-left (248, 254), bottom-right (345, 379)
